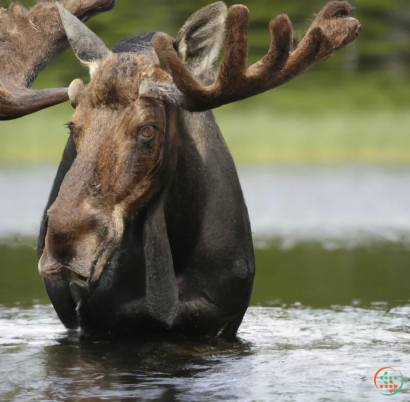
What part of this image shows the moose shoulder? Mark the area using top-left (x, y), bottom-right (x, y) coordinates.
top-left (38, 2), bottom-right (361, 339)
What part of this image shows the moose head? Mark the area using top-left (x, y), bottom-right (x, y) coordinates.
top-left (0, 0), bottom-right (115, 120)
top-left (38, 2), bottom-right (361, 338)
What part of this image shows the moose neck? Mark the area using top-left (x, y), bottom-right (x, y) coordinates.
top-left (93, 106), bottom-right (249, 282)
top-left (163, 108), bottom-right (253, 275)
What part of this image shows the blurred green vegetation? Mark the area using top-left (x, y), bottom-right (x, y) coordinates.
top-left (1, 0), bottom-right (410, 164)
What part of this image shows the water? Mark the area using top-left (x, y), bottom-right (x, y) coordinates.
top-left (3, 165), bottom-right (410, 243)
top-left (1, 166), bottom-right (410, 401)
top-left (1, 304), bottom-right (409, 401)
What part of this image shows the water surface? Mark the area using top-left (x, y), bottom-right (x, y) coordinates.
top-left (1, 304), bottom-right (409, 401)
top-left (1, 166), bottom-right (410, 401)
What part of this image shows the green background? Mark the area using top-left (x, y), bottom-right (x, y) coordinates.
top-left (1, 0), bottom-right (410, 164)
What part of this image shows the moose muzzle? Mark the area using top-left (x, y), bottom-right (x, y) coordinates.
top-left (38, 160), bottom-right (124, 284)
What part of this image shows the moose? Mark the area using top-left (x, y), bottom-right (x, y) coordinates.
top-left (0, 0), bottom-right (115, 120)
top-left (36, 1), bottom-right (361, 339)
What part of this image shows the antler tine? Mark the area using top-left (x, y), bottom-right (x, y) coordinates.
top-left (271, 28), bottom-right (326, 89)
top-left (246, 14), bottom-right (293, 83)
top-left (216, 6), bottom-right (249, 87)
top-left (153, 1), bottom-right (361, 112)
top-left (215, 8), bottom-right (293, 103)
top-left (153, 5), bottom-right (293, 111)
top-left (269, 2), bottom-right (362, 89)
top-left (0, 87), bottom-right (68, 121)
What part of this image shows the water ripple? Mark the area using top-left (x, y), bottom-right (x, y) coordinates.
top-left (0, 305), bottom-right (409, 401)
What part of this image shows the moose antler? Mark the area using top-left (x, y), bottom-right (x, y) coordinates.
top-left (153, 1), bottom-right (362, 112)
top-left (0, 0), bottom-right (115, 120)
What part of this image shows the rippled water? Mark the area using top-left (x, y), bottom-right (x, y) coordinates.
top-left (1, 304), bottom-right (409, 401)
top-left (1, 166), bottom-right (410, 401)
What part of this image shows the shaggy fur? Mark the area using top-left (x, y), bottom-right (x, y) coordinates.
top-left (153, 1), bottom-right (362, 111)
top-left (67, 54), bottom-right (181, 108)
top-left (139, 79), bottom-right (181, 105)
top-left (59, 8), bottom-right (181, 107)
top-left (0, 0), bottom-right (115, 120)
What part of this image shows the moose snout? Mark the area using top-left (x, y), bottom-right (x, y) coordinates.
top-left (39, 205), bottom-right (105, 281)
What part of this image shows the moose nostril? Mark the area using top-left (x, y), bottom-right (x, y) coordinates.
top-left (38, 252), bottom-right (62, 279)
top-left (48, 239), bottom-right (76, 265)
top-left (90, 182), bottom-right (102, 197)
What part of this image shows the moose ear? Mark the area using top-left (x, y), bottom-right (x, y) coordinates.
top-left (173, 2), bottom-right (228, 86)
top-left (57, 4), bottom-right (111, 78)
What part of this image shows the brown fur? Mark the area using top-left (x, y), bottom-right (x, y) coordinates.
top-left (0, 0), bottom-right (115, 119)
top-left (40, 53), bottom-right (180, 282)
top-left (153, 1), bottom-right (362, 112)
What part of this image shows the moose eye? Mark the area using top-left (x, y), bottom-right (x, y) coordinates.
top-left (335, 9), bottom-right (350, 18)
top-left (67, 121), bottom-right (74, 133)
top-left (140, 125), bottom-right (156, 142)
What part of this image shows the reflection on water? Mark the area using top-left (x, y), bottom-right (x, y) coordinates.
top-left (2, 165), bottom-right (410, 244)
top-left (253, 241), bottom-right (410, 308)
top-left (0, 305), bottom-right (409, 401)
top-left (239, 165), bottom-right (410, 246)
top-left (1, 240), bottom-right (410, 309)
top-left (1, 166), bottom-right (410, 401)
